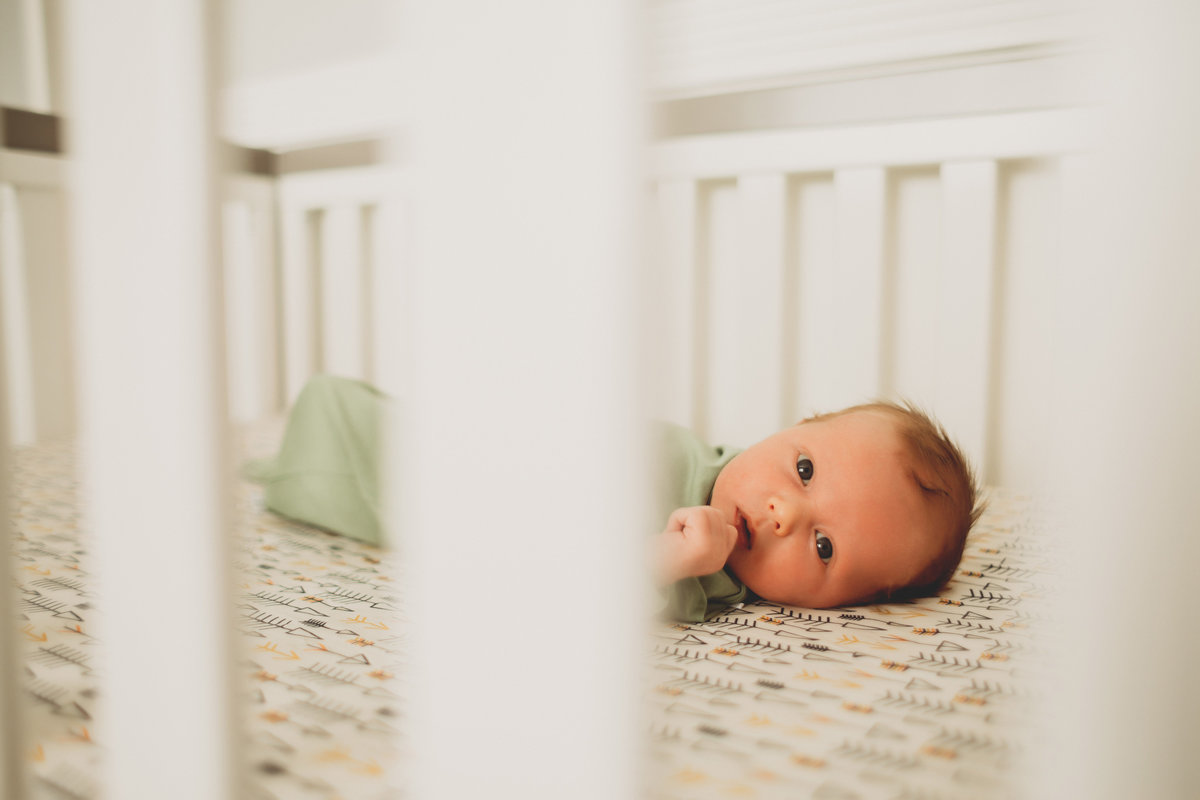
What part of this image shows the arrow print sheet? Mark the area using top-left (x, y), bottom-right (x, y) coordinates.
top-left (11, 422), bottom-right (1049, 799)
top-left (11, 424), bottom-right (403, 800)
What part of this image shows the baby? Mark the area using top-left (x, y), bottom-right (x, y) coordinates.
top-left (653, 403), bottom-right (982, 620)
top-left (250, 377), bottom-right (981, 621)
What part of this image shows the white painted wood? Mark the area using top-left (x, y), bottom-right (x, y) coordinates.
top-left (886, 167), bottom-right (942, 407)
top-left (0, 0), bottom-right (51, 110)
top-left (988, 159), bottom-right (1060, 490)
top-left (653, 109), bottom-right (1093, 179)
top-left (936, 160), bottom-right (997, 475)
top-left (830, 166), bottom-right (887, 408)
top-left (223, 52), bottom-right (404, 151)
top-left (278, 205), bottom-right (316, 401)
top-left (788, 175), bottom-right (837, 420)
top-left (403, 1), bottom-right (640, 798)
top-left (65, 2), bottom-right (236, 799)
top-left (699, 179), bottom-right (735, 442)
top-left (277, 165), bottom-right (399, 207)
top-left (647, 0), bottom-right (1084, 98)
top-left (318, 203), bottom-right (366, 379)
top-left (0, 192), bottom-right (22, 800)
top-left (651, 179), bottom-right (699, 428)
top-left (0, 149), bottom-right (65, 187)
top-left (369, 195), bottom-right (404, 396)
top-left (0, 184), bottom-right (36, 446)
top-left (222, 199), bottom-right (272, 423)
top-left (1032, 5), bottom-right (1200, 797)
top-left (707, 173), bottom-right (787, 445)
top-left (17, 185), bottom-right (74, 442)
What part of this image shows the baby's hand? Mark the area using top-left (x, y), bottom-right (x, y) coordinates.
top-left (653, 506), bottom-right (738, 585)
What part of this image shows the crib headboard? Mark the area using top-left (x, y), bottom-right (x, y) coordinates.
top-left (1, 107), bottom-right (1086, 490)
top-left (648, 108), bottom-right (1089, 489)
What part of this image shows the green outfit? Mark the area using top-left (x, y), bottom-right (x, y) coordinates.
top-left (651, 422), bottom-right (749, 622)
top-left (244, 376), bottom-right (386, 546)
top-left (247, 375), bottom-right (748, 621)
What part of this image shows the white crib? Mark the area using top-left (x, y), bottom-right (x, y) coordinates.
top-left (4, 1), bottom-right (1200, 798)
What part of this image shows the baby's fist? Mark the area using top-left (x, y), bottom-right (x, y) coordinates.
top-left (655, 506), bottom-right (738, 584)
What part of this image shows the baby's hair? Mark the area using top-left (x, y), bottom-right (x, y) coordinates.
top-left (800, 400), bottom-right (985, 601)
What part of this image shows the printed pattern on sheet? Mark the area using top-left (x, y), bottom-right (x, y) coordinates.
top-left (11, 431), bottom-right (403, 800)
top-left (647, 489), bottom-right (1051, 800)
top-left (11, 432), bottom-right (1045, 799)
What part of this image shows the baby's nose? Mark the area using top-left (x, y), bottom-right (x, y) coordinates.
top-left (767, 497), bottom-right (801, 536)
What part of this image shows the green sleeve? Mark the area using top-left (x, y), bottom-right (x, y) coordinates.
top-left (245, 375), bottom-right (387, 546)
top-left (653, 422), bottom-right (749, 622)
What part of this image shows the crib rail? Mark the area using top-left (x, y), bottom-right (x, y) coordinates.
top-left (649, 108), bottom-right (1093, 489)
top-left (2, 107), bottom-right (1087, 492)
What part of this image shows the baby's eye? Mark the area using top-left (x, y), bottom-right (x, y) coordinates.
top-left (815, 532), bottom-right (833, 564)
top-left (796, 457), bottom-right (814, 484)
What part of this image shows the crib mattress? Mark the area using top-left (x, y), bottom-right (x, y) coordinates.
top-left (11, 429), bottom-right (1047, 799)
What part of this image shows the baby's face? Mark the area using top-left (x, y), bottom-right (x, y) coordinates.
top-left (712, 410), bottom-right (937, 608)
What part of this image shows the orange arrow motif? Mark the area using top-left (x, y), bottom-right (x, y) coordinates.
top-left (21, 566), bottom-right (51, 576)
top-left (21, 624), bottom-right (47, 642)
top-left (351, 618), bottom-right (390, 631)
top-left (257, 642), bottom-right (300, 660)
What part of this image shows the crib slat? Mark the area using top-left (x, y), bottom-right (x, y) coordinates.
top-left (789, 176), bottom-right (837, 420)
top-left (937, 160), bottom-right (998, 472)
top-left (831, 167), bottom-right (887, 407)
top-left (222, 200), bottom-right (265, 423)
top-left (708, 172), bottom-right (787, 444)
top-left (402, 2), bottom-right (639, 796)
top-left (0, 233), bottom-right (21, 800)
top-left (654, 178), bottom-right (700, 428)
top-left (0, 0), bottom-right (52, 111)
top-left (279, 205), bottom-right (316, 402)
top-left (66, 2), bottom-right (236, 798)
top-left (318, 204), bottom-right (367, 380)
top-left (368, 198), bottom-right (404, 395)
top-left (0, 184), bottom-right (36, 446)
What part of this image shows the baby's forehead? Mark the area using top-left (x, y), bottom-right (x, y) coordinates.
top-left (796, 409), bottom-right (908, 459)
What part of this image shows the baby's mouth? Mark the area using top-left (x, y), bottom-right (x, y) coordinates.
top-left (740, 514), bottom-right (753, 551)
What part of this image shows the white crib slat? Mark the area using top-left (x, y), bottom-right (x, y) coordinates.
top-left (318, 204), bottom-right (367, 380)
top-left (0, 0), bottom-right (51, 111)
top-left (279, 205), bottom-right (316, 402)
top-left (709, 173), bottom-right (787, 444)
top-left (0, 183), bottom-right (36, 445)
top-left (0, 256), bottom-right (21, 800)
top-left (790, 176), bottom-right (837, 419)
top-left (653, 178), bottom-right (699, 428)
top-left (403, 2), bottom-right (638, 797)
top-left (937, 160), bottom-right (998, 472)
top-left (66, 2), bottom-right (236, 798)
top-left (831, 167), bottom-right (887, 407)
top-left (222, 200), bottom-right (270, 423)
top-left (369, 198), bottom-right (404, 395)
top-left (886, 169), bottom-right (941, 405)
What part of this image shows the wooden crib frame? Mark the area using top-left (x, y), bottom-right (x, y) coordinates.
top-left (0, 106), bottom-right (1089, 799)
top-left (10, 1), bottom-right (1200, 798)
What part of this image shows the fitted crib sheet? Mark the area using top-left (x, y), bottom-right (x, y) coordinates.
top-left (11, 425), bottom-right (1048, 799)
